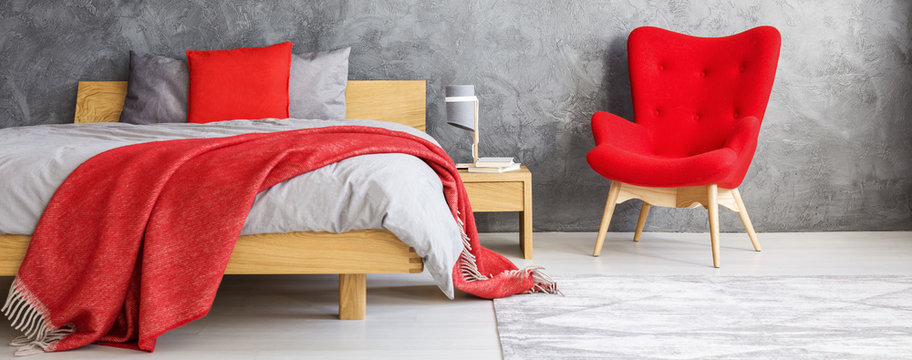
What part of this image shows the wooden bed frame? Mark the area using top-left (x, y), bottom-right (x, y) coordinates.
top-left (0, 80), bottom-right (428, 320)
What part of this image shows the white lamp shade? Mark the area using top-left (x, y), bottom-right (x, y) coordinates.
top-left (445, 85), bottom-right (476, 131)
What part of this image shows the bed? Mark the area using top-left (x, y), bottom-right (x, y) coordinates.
top-left (0, 79), bottom-right (430, 321)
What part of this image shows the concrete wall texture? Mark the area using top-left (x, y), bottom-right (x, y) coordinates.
top-left (1, 1), bottom-right (910, 232)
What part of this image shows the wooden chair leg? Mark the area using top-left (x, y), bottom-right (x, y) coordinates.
top-left (593, 181), bottom-right (622, 256)
top-left (633, 202), bottom-right (651, 242)
top-left (707, 185), bottom-right (720, 268)
top-left (339, 274), bottom-right (366, 320)
top-left (731, 188), bottom-right (761, 252)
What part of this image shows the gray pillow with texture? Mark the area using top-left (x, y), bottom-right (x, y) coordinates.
top-left (119, 51), bottom-right (189, 124)
top-left (289, 47), bottom-right (350, 120)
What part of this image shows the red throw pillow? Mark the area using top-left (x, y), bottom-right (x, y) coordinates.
top-left (186, 42), bottom-right (293, 123)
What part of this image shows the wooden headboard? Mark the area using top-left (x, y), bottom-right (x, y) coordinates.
top-left (74, 80), bottom-right (427, 131)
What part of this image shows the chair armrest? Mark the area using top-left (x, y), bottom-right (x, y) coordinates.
top-left (590, 112), bottom-right (652, 152)
top-left (723, 116), bottom-right (761, 155)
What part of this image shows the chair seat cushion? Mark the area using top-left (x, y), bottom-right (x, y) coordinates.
top-left (586, 144), bottom-right (739, 188)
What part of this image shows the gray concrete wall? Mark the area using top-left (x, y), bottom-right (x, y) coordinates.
top-left (1, 1), bottom-right (909, 232)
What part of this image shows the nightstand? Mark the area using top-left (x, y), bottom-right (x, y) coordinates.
top-left (458, 166), bottom-right (533, 259)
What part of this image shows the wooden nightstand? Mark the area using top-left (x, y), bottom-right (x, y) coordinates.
top-left (458, 166), bottom-right (533, 259)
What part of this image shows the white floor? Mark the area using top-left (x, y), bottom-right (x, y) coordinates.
top-left (1, 231), bottom-right (911, 359)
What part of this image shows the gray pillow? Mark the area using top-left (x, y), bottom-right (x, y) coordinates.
top-left (288, 47), bottom-right (350, 120)
top-left (119, 51), bottom-right (189, 124)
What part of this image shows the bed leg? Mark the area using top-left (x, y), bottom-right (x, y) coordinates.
top-left (339, 273), bottom-right (366, 320)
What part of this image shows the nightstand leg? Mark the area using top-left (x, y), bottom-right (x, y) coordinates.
top-left (519, 177), bottom-right (533, 259)
top-left (519, 211), bottom-right (532, 259)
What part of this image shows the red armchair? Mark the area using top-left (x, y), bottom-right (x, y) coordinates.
top-left (588, 26), bottom-right (781, 267)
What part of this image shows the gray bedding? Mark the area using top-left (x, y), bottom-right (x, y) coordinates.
top-left (0, 119), bottom-right (462, 297)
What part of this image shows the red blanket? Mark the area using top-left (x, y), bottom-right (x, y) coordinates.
top-left (2, 126), bottom-right (555, 355)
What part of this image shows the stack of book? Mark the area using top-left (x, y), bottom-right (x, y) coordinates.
top-left (468, 157), bottom-right (521, 173)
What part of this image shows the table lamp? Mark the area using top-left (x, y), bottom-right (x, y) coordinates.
top-left (445, 85), bottom-right (479, 167)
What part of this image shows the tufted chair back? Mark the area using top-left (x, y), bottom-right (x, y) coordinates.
top-left (628, 26), bottom-right (781, 157)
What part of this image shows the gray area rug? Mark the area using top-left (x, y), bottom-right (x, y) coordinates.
top-left (494, 275), bottom-right (912, 359)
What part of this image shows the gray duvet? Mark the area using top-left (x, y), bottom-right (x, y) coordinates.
top-left (0, 119), bottom-right (462, 298)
